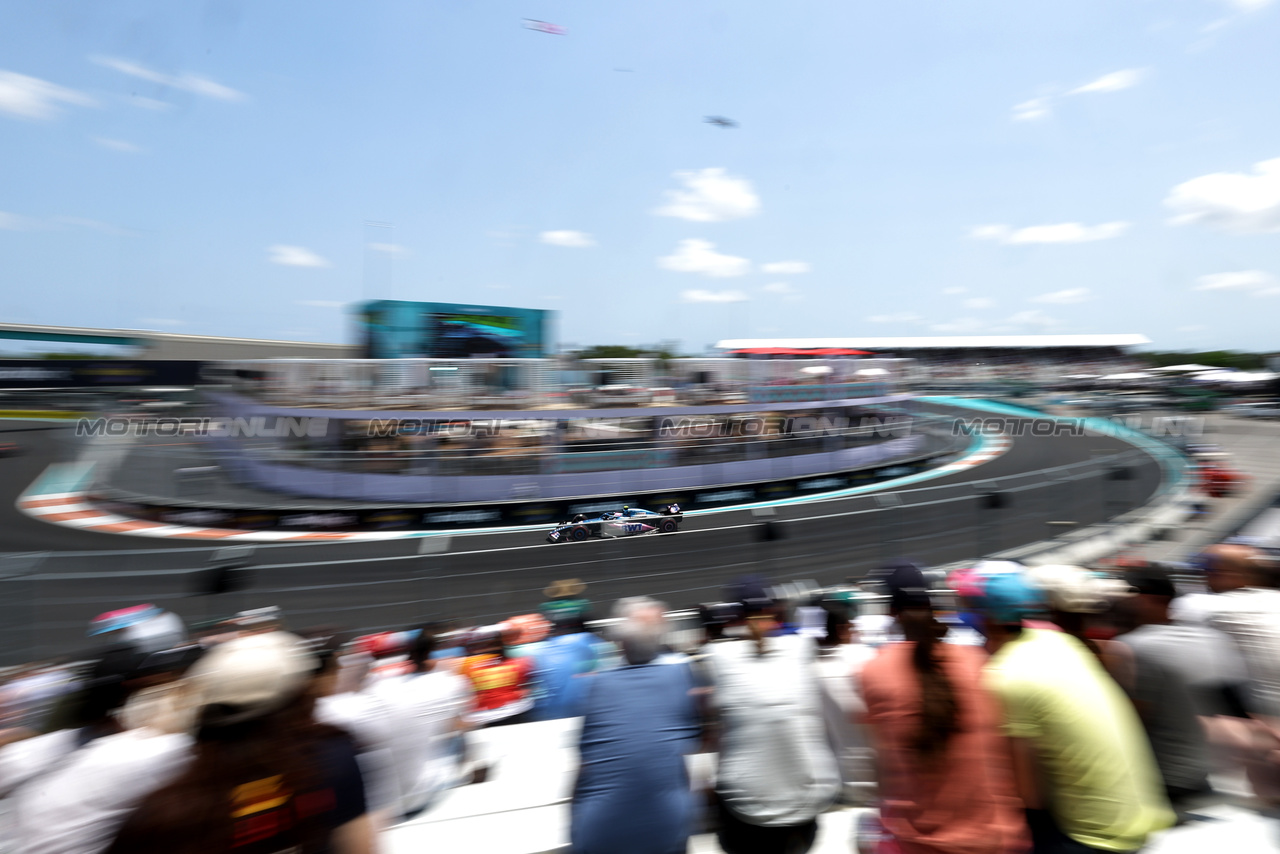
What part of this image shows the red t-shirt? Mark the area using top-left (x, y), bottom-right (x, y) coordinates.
top-left (461, 654), bottom-right (534, 711)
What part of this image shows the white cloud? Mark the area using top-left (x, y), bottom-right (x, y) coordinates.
top-left (969, 225), bottom-right (1012, 241)
top-left (128, 95), bottom-right (172, 111)
top-left (868, 312), bottom-right (924, 324)
top-left (761, 260), bottom-right (811, 275)
top-left (964, 297), bottom-right (997, 309)
top-left (971, 221), bottom-right (1129, 244)
top-left (1032, 287), bottom-right (1093, 304)
top-left (657, 239), bottom-right (750, 278)
top-left (760, 282), bottom-right (802, 301)
top-left (0, 211), bottom-right (31, 231)
top-left (1165, 158), bottom-right (1280, 233)
top-left (1012, 98), bottom-right (1052, 122)
top-left (1223, 0), bottom-right (1273, 11)
top-left (297, 300), bottom-right (345, 308)
top-left (1068, 69), bottom-right (1147, 96)
top-left (91, 56), bottom-right (246, 102)
top-left (268, 245), bottom-right (331, 268)
top-left (1008, 309), bottom-right (1059, 328)
top-left (654, 168), bottom-right (761, 222)
top-left (942, 286), bottom-right (968, 295)
top-left (0, 70), bottom-right (96, 121)
top-left (368, 242), bottom-right (409, 257)
top-left (1013, 69), bottom-right (1146, 124)
top-left (681, 289), bottom-right (750, 304)
top-left (1194, 270), bottom-right (1280, 296)
top-left (92, 137), bottom-right (143, 154)
top-left (539, 230), bottom-right (595, 248)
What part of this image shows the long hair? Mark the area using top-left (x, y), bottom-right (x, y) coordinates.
top-left (898, 607), bottom-right (960, 762)
top-left (106, 691), bottom-right (353, 854)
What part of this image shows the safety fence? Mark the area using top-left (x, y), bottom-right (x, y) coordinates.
top-left (0, 442), bottom-right (1170, 666)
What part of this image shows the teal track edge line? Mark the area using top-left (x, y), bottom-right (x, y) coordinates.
top-left (919, 396), bottom-right (1189, 494)
top-left (21, 462), bottom-right (98, 498)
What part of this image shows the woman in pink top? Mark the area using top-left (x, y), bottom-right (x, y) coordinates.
top-left (860, 562), bottom-right (1027, 854)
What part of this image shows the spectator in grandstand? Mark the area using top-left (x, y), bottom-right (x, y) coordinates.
top-left (812, 601), bottom-right (875, 806)
top-left (529, 612), bottom-right (607, 721)
top-left (0, 658), bottom-right (76, 735)
top-left (106, 632), bottom-right (374, 854)
top-left (570, 598), bottom-right (702, 854)
top-left (860, 562), bottom-right (1027, 854)
top-left (964, 569), bottom-right (1173, 853)
top-left (1115, 565), bottom-right (1252, 813)
top-left (117, 644), bottom-right (207, 735)
top-left (1201, 547), bottom-right (1280, 805)
top-left (503, 613), bottom-right (553, 659)
top-left (459, 627), bottom-right (536, 726)
top-left (1022, 564), bottom-right (1135, 684)
top-left (1169, 543), bottom-right (1261, 627)
top-left (311, 633), bottom-right (399, 825)
top-left (541, 578), bottom-right (591, 624)
top-left (702, 577), bottom-right (839, 854)
top-left (0, 644), bottom-right (193, 854)
top-left (370, 626), bottom-right (472, 820)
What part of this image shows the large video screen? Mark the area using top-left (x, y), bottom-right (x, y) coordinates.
top-left (357, 300), bottom-right (551, 359)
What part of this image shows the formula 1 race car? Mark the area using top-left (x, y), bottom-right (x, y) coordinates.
top-left (546, 504), bottom-right (683, 543)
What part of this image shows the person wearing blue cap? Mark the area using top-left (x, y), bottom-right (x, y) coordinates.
top-left (970, 569), bottom-right (1174, 854)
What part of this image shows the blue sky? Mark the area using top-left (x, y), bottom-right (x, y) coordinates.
top-left (3, 0), bottom-right (1280, 354)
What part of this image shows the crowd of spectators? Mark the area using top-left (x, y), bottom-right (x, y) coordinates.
top-left (3, 542), bottom-right (1280, 854)
top-left (906, 353), bottom-right (1147, 388)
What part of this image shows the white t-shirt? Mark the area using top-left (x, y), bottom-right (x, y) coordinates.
top-left (370, 670), bottom-right (472, 816)
top-left (0, 727), bottom-right (192, 854)
top-left (319, 668), bottom-right (473, 819)
top-left (1209, 587), bottom-right (1280, 719)
top-left (705, 635), bottom-right (840, 827)
top-left (316, 689), bottom-right (398, 814)
top-left (814, 643), bottom-right (875, 794)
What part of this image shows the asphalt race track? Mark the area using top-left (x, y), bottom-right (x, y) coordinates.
top-left (0, 404), bottom-right (1167, 662)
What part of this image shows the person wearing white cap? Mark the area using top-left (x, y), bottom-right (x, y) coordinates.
top-left (105, 632), bottom-right (374, 854)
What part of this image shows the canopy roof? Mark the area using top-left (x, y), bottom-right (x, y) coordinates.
top-left (718, 334), bottom-right (1150, 351)
top-left (726, 346), bottom-right (872, 356)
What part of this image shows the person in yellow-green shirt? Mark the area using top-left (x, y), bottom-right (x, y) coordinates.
top-left (957, 568), bottom-right (1174, 854)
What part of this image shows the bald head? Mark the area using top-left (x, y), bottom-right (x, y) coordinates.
top-left (1202, 543), bottom-right (1267, 593)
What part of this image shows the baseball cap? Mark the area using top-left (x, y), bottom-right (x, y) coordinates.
top-left (1126, 566), bottom-right (1178, 599)
top-left (956, 567), bottom-right (1044, 625)
top-left (186, 631), bottom-right (316, 727)
top-left (1025, 565), bottom-right (1132, 614)
top-left (89, 604), bottom-right (161, 636)
top-left (949, 560), bottom-right (1022, 600)
top-left (726, 576), bottom-right (773, 614)
top-left (881, 560), bottom-right (931, 610)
